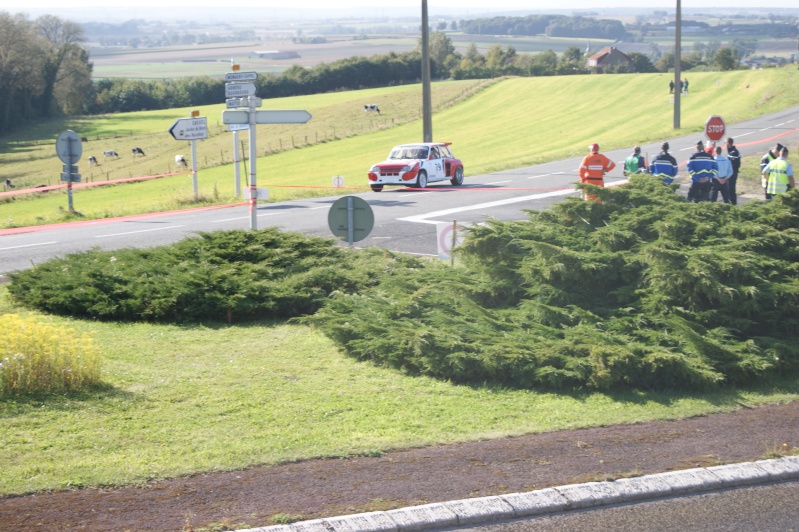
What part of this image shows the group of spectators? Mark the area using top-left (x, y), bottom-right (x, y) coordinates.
top-left (578, 138), bottom-right (795, 204)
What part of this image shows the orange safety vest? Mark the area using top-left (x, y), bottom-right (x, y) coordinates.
top-left (579, 153), bottom-right (616, 185)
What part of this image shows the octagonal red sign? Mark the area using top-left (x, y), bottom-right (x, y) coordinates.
top-left (705, 115), bottom-right (726, 142)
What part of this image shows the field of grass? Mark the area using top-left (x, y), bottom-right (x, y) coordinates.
top-left (1, 285), bottom-right (797, 496)
top-left (3, 67), bottom-right (798, 229)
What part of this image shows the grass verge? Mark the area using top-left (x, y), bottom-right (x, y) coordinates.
top-left (1, 286), bottom-right (797, 496)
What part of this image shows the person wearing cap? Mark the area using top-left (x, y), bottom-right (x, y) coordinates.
top-left (711, 145), bottom-right (733, 204)
top-left (623, 146), bottom-right (646, 176)
top-left (760, 143), bottom-right (784, 200)
top-left (578, 143), bottom-right (616, 201)
top-left (762, 147), bottom-right (794, 198)
top-left (726, 137), bottom-right (741, 205)
top-left (649, 141), bottom-right (679, 185)
top-left (686, 140), bottom-right (717, 202)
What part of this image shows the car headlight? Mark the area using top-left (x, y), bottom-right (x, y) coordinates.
top-left (370, 166), bottom-right (380, 173)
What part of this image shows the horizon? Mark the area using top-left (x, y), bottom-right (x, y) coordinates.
top-left (4, 2), bottom-right (798, 22)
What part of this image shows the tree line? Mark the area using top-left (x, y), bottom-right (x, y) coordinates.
top-left (0, 11), bottom-right (744, 137)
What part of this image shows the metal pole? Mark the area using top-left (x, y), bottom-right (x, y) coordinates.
top-left (673, 0), bottom-right (682, 130)
top-left (347, 196), bottom-right (354, 247)
top-left (233, 130), bottom-right (241, 197)
top-left (450, 220), bottom-right (457, 267)
top-left (191, 139), bottom-right (198, 201)
top-left (421, 0), bottom-right (433, 142)
top-left (67, 139), bottom-right (74, 212)
top-left (249, 100), bottom-right (258, 230)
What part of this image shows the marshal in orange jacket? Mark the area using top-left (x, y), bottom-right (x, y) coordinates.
top-left (579, 153), bottom-right (616, 185)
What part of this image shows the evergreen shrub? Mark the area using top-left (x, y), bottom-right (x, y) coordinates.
top-left (310, 179), bottom-right (799, 390)
top-left (8, 228), bottom-right (424, 323)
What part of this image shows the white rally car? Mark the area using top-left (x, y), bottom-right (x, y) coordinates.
top-left (367, 142), bottom-right (464, 192)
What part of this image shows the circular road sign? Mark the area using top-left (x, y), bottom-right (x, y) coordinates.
top-left (55, 130), bottom-right (83, 164)
top-left (705, 115), bottom-right (726, 142)
top-left (328, 196), bottom-right (374, 244)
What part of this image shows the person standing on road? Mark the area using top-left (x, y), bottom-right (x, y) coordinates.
top-left (711, 145), bottom-right (733, 204)
top-left (762, 147), bottom-right (794, 198)
top-left (726, 137), bottom-right (741, 205)
top-left (760, 143), bottom-right (784, 200)
top-left (579, 143), bottom-right (615, 201)
top-left (624, 146), bottom-right (646, 176)
top-left (687, 140), bottom-right (717, 202)
top-left (649, 141), bottom-right (679, 185)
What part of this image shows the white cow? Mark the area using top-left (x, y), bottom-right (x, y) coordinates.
top-left (175, 154), bottom-right (188, 168)
top-left (364, 104), bottom-right (380, 114)
top-left (88, 156), bottom-right (99, 166)
top-left (103, 150), bottom-right (119, 161)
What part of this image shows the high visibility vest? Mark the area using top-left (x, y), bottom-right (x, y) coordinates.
top-left (765, 159), bottom-right (791, 195)
top-left (624, 155), bottom-right (641, 175)
top-left (760, 153), bottom-right (775, 188)
top-left (579, 153), bottom-right (615, 185)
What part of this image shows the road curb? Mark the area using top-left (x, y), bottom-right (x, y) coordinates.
top-left (236, 456), bottom-right (799, 531)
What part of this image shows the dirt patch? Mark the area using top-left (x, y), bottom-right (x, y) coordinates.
top-left (1, 401), bottom-right (797, 531)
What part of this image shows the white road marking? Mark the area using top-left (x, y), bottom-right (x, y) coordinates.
top-left (0, 241), bottom-right (57, 251)
top-left (487, 180), bottom-right (512, 185)
top-left (398, 180), bottom-right (628, 224)
top-left (95, 226), bottom-right (186, 238)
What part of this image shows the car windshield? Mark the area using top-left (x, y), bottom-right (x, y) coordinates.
top-left (388, 146), bottom-right (429, 160)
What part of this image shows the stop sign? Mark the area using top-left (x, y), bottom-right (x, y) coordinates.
top-left (705, 115), bottom-right (726, 142)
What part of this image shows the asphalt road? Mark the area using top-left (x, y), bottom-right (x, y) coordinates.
top-left (2, 105), bottom-right (799, 275)
top-left (460, 480), bottom-right (799, 532)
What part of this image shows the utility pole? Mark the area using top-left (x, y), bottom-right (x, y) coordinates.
top-left (673, 0), bottom-right (682, 130)
top-left (421, 0), bottom-right (433, 142)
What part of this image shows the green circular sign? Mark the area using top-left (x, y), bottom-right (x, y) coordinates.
top-left (328, 196), bottom-right (374, 243)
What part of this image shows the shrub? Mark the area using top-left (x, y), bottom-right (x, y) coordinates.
top-left (0, 314), bottom-right (102, 396)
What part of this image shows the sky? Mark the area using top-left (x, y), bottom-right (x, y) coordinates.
top-left (8, 0), bottom-right (799, 10)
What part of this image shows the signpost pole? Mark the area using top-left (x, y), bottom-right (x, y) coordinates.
top-left (233, 130), bottom-right (241, 197)
top-left (67, 139), bottom-right (75, 212)
top-left (248, 98), bottom-right (258, 230)
top-left (191, 138), bottom-right (199, 201)
top-left (347, 196), bottom-right (354, 246)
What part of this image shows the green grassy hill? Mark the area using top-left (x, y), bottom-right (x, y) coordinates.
top-left (2, 68), bottom-right (798, 228)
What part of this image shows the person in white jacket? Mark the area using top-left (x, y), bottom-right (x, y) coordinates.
top-left (711, 145), bottom-right (733, 204)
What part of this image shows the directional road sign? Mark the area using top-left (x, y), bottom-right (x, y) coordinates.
top-left (225, 71), bottom-right (257, 82)
top-left (169, 117), bottom-right (208, 141)
top-left (225, 82), bottom-right (257, 98)
top-left (705, 115), bottom-right (726, 142)
top-left (56, 130), bottom-right (82, 164)
top-left (228, 123), bottom-right (249, 132)
top-left (222, 109), bottom-right (312, 125)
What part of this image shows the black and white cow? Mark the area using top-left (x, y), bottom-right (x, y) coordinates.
top-left (103, 150), bottom-right (119, 161)
top-left (364, 104), bottom-right (380, 114)
top-left (88, 155), bottom-right (99, 166)
top-left (132, 147), bottom-right (146, 157)
top-left (4, 178), bottom-right (14, 189)
top-left (175, 154), bottom-right (188, 168)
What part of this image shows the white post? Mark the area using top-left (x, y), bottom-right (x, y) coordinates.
top-left (191, 139), bottom-right (198, 201)
top-left (248, 100), bottom-right (257, 230)
top-left (233, 130), bottom-right (241, 197)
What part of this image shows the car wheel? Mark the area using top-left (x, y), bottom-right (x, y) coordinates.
top-left (450, 167), bottom-right (464, 186)
top-left (416, 170), bottom-right (428, 189)
top-left (370, 184), bottom-right (384, 192)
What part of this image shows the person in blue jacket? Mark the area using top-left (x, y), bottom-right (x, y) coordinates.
top-left (686, 140), bottom-right (717, 202)
top-left (649, 141), bottom-right (679, 185)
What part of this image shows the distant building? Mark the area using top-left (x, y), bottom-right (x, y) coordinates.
top-left (585, 46), bottom-right (633, 72)
top-left (248, 50), bottom-right (300, 60)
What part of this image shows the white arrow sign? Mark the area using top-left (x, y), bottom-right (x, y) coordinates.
top-left (169, 117), bottom-right (208, 140)
top-left (222, 109), bottom-right (312, 125)
top-left (225, 82), bottom-right (257, 98)
top-left (225, 71), bottom-right (257, 82)
top-left (228, 123), bottom-right (249, 132)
